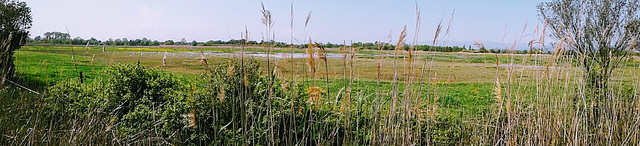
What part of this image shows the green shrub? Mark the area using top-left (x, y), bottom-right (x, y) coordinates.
top-left (42, 59), bottom-right (345, 145)
top-left (44, 63), bottom-right (187, 143)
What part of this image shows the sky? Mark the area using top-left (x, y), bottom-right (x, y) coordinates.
top-left (24, 0), bottom-right (552, 48)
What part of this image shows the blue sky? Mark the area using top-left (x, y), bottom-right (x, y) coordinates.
top-left (25, 0), bottom-right (551, 47)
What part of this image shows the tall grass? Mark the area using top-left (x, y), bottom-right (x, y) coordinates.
top-left (3, 1), bottom-right (640, 145)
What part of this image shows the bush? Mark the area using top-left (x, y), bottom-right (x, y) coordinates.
top-left (45, 63), bottom-right (187, 144)
top-left (42, 59), bottom-right (343, 145)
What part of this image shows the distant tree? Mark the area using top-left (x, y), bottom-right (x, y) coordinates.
top-left (88, 37), bottom-right (98, 45)
top-left (0, 0), bottom-right (32, 86)
top-left (43, 32), bottom-right (52, 39)
top-left (72, 36), bottom-right (84, 45)
top-left (478, 47), bottom-right (487, 53)
top-left (122, 38), bottom-right (128, 45)
top-left (106, 38), bottom-right (113, 45)
top-left (180, 38), bottom-right (186, 45)
top-left (204, 40), bottom-right (215, 46)
top-left (164, 40), bottom-right (174, 45)
top-left (141, 37), bottom-right (149, 46)
top-left (191, 40), bottom-right (197, 46)
top-left (114, 38), bottom-right (122, 45)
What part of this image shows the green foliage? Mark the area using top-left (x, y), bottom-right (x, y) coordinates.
top-left (415, 45), bottom-right (466, 52)
top-left (44, 63), bottom-right (186, 143)
top-left (103, 63), bottom-right (182, 135)
top-left (478, 47), bottom-right (487, 53)
top-left (1, 0), bottom-right (32, 86)
top-left (163, 40), bottom-right (174, 45)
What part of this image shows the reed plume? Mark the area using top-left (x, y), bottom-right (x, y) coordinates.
top-left (307, 86), bottom-right (323, 106)
top-left (162, 52), bottom-right (166, 67)
top-left (85, 41), bottom-right (89, 54)
top-left (307, 39), bottom-right (316, 78)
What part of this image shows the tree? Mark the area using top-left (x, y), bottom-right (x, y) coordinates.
top-left (164, 40), bottom-right (174, 45)
top-left (191, 40), bottom-right (197, 46)
top-left (1, 0), bottom-right (32, 86)
top-left (539, 0), bottom-right (640, 143)
top-left (478, 47), bottom-right (487, 53)
top-left (122, 37), bottom-right (128, 45)
top-left (180, 38), bottom-right (186, 45)
top-left (540, 0), bottom-right (640, 99)
top-left (88, 37), bottom-right (98, 45)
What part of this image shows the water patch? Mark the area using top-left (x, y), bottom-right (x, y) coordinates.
top-left (498, 64), bottom-right (559, 69)
top-left (122, 51), bottom-right (366, 59)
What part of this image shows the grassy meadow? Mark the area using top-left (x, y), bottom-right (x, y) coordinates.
top-left (3, 43), bottom-right (640, 145)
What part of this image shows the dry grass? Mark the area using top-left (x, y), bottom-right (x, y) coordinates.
top-left (7, 1), bottom-right (640, 145)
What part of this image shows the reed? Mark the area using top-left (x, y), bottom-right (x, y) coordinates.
top-left (5, 1), bottom-right (640, 145)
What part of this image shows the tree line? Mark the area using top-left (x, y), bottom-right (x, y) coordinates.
top-left (28, 31), bottom-right (545, 54)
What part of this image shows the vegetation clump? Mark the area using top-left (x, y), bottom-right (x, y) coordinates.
top-left (0, 0), bottom-right (32, 86)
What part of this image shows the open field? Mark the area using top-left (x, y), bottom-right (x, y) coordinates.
top-left (14, 45), bottom-right (591, 83)
top-left (3, 42), bottom-right (640, 145)
top-left (4, 0), bottom-right (640, 145)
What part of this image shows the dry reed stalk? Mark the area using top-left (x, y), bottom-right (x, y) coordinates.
top-left (342, 40), bottom-right (348, 91)
top-left (307, 39), bottom-right (316, 79)
top-left (105, 116), bottom-right (115, 132)
top-left (91, 54), bottom-right (95, 66)
top-left (243, 73), bottom-right (248, 87)
top-left (227, 61), bottom-right (235, 78)
top-left (85, 41), bottom-right (89, 54)
top-left (261, 3), bottom-right (275, 144)
top-left (340, 88), bottom-right (351, 114)
top-left (371, 34), bottom-right (388, 143)
top-left (87, 54), bottom-right (94, 75)
top-left (241, 26), bottom-right (248, 146)
top-left (433, 18), bottom-right (443, 45)
top-left (442, 9), bottom-right (455, 46)
top-left (199, 51), bottom-right (208, 66)
top-left (387, 26), bottom-right (407, 144)
top-left (65, 28), bottom-right (78, 73)
top-left (493, 55), bottom-right (503, 144)
top-left (187, 109), bottom-right (196, 128)
top-left (315, 42), bottom-right (330, 103)
top-left (307, 86), bottom-right (323, 106)
top-left (218, 84), bottom-right (225, 105)
top-left (288, 4), bottom-right (296, 144)
top-left (422, 12), bottom-right (447, 145)
top-left (162, 52), bottom-right (166, 67)
top-left (403, 2), bottom-right (423, 144)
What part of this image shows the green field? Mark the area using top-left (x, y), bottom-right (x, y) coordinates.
top-left (3, 45), bottom-right (640, 145)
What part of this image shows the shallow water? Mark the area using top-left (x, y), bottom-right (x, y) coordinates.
top-left (498, 64), bottom-right (559, 69)
top-left (122, 51), bottom-right (360, 59)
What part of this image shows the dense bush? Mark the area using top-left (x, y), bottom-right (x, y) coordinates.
top-left (42, 60), bottom-right (339, 145)
top-left (45, 63), bottom-right (186, 144)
